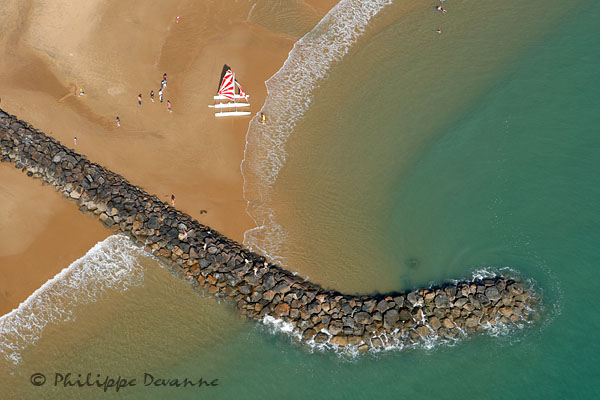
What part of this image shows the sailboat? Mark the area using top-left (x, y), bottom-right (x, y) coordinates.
top-left (208, 64), bottom-right (251, 117)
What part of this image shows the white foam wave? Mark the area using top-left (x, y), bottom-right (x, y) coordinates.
top-left (261, 307), bottom-right (533, 357)
top-left (0, 235), bottom-right (146, 365)
top-left (262, 315), bottom-right (300, 337)
top-left (241, 0), bottom-right (392, 259)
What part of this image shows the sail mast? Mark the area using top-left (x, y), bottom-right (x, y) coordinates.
top-left (233, 72), bottom-right (238, 112)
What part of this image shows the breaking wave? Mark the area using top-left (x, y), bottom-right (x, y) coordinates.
top-left (0, 235), bottom-right (146, 365)
top-left (241, 0), bottom-right (392, 263)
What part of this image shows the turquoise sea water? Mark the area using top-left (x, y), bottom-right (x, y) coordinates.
top-left (2, 1), bottom-right (600, 398)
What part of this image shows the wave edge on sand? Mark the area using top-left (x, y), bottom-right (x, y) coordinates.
top-left (0, 234), bottom-right (145, 365)
top-left (241, 0), bottom-right (393, 263)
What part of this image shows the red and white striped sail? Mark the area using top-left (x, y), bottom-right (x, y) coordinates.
top-left (209, 65), bottom-right (251, 116)
top-left (236, 81), bottom-right (248, 99)
top-left (218, 70), bottom-right (235, 100)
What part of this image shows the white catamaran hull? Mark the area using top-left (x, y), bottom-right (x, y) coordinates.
top-left (213, 94), bottom-right (249, 100)
top-left (214, 111), bottom-right (251, 117)
top-left (208, 103), bottom-right (251, 109)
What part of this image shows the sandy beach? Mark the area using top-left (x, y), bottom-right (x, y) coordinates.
top-left (0, 0), bottom-right (336, 316)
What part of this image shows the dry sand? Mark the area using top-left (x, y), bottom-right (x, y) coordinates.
top-left (0, 0), bottom-right (337, 315)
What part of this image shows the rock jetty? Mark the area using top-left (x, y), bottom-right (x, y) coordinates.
top-left (0, 109), bottom-right (539, 352)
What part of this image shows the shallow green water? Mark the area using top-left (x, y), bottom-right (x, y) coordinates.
top-left (3, 1), bottom-right (600, 398)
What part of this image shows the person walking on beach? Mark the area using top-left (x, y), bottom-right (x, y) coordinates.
top-left (163, 73), bottom-right (167, 81)
top-left (158, 88), bottom-right (164, 103)
top-left (73, 136), bottom-right (77, 145)
top-left (138, 94), bottom-right (142, 105)
top-left (171, 194), bottom-right (175, 206)
top-left (176, 16), bottom-right (180, 24)
top-left (116, 116), bottom-right (121, 127)
top-left (150, 90), bottom-right (155, 102)
top-left (161, 79), bottom-right (167, 89)
top-left (167, 100), bottom-right (172, 112)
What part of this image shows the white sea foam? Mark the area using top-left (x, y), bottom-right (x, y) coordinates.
top-left (241, 0), bottom-right (393, 261)
top-left (0, 235), bottom-right (146, 365)
top-left (261, 315), bottom-right (302, 341)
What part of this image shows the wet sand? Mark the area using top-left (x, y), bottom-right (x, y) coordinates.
top-left (0, 166), bottom-right (110, 315)
top-left (0, 0), bottom-right (337, 315)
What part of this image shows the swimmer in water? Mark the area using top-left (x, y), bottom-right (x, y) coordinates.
top-left (435, 6), bottom-right (447, 13)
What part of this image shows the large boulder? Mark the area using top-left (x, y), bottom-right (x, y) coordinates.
top-left (444, 286), bottom-right (457, 299)
top-left (499, 307), bottom-right (513, 317)
top-left (274, 303), bottom-right (290, 317)
top-left (314, 332), bottom-right (329, 343)
top-left (307, 301), bottom-right (322, 315)
top-left (398, 309), bottom-right (412, 321)
top-left (406, 291), bottom-right (419, 306)
top-left (261, 273), bottom-right (276, 290)
top-left (347, 336), bottom-right (362, 346)
top-left (376, 300), bottom-right (390, 313)
top-left (273, 280), bottom-right (292, 294)
top-left (393, 296), bottom-right (404, 307)
top-left (341, 303), bottom-right (353, 314)
top-left (262, 290), bottom-right (275, 301)
top-left (434, 293), bottom-right (450, 308)
top-left (354, 311), bottom-right (372, 325)
top-left (442, 318), bottom-right (454, 329)
top-left (476, 294), bottom-right (491, 307)
top-left (328, 320), bottom-right (343, 335)
top-left (362, 299), bottom-right (376, 313)
top-left (383, 309), bottom-right (399, 329)
top-left (429, 316), bottom-right (441, 331)
top-left (147, 216), bottom-right (160, 229)
top-left (342, 316), bottom-right (355, 329)
top-left (330, 335), bottom-right (349, 346)
top-left (485, 286), bottom-right (502, 302)
top-left (508, 283), bottom-right (524, 295)
top-left (454, 297), bottom-right (468, 308)
top-left (302, 328), bottom-right (317, 340)
top-left (416, 326), bottom-right (429, 337)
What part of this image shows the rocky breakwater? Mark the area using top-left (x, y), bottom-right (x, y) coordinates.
top-left (0, 109), bottom-right (540, 352)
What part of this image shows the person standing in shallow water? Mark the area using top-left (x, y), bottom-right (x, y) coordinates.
top-left (138, 94), bottom-right (142, 105)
